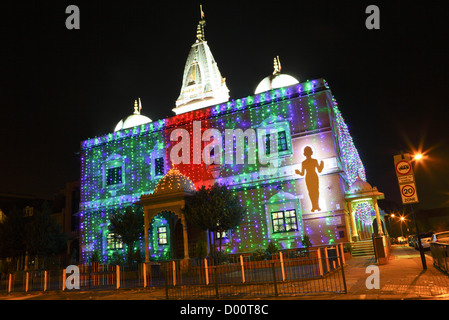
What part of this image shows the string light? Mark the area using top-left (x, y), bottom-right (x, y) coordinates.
top-left (79, 78), bottom-right (365, 262)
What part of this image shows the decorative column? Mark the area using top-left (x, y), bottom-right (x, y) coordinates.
top-left (373, 199), bottom-right (383, 236)
top-left (181, 214), bottom-right (190, 259)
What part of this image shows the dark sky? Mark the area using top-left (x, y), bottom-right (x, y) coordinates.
top-left (1, 1), bottom-right (448, 210)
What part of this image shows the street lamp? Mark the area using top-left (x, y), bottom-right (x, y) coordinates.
top-left (399, 216), bottom-right (405, 238)
top-left (409, 152), bottom-right (427, 270)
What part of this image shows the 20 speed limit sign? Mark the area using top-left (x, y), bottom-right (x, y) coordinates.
top-left (400, 183), bottom-right (418, 204)
top-left (401, 184), bottom-right (415, 197)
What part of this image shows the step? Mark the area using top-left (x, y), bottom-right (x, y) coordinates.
top-left (351, 241), bottom-right (375, 256)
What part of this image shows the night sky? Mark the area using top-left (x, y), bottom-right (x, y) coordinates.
top-left (1, 1), bottom-right (448, 210)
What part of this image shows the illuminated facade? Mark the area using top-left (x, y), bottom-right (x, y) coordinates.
top-left (79, 13), bottom-right (374, 263)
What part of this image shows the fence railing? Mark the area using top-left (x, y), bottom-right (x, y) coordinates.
top-left (430, 242), bottom-right (449, 274)
top-left (0, 244), bottom-right (347, 298)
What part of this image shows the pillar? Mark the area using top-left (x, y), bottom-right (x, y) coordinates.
top-left (180, 214), bottom-right (189, 259)
top-left (373, 199), bottom-right (383, 236)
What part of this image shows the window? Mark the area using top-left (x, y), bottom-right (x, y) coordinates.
top-left (216, 230), bottom-right (229, 239)
top-left (106, 167), bottom-right (122, 186)
top-left (271, 209), bottom-right (298, 233)
top-left (158, 226), bottom-right (168, 245)
top-left (107, 233), bottom-right (123, 250)
top-left (265, 130), bottom-right (289, 155)
top-left (155, 157), bottom-right (165, 176)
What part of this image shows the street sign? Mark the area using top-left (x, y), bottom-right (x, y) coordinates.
top-left (395, 160), bottom-right (412, 176)
top-left (400, 183), bottom-right (419, 204)
top-left (394, 154), bottom-right (419, 205)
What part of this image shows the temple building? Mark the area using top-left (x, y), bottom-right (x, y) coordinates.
top-left (79, 11), bottom-right (386, 263)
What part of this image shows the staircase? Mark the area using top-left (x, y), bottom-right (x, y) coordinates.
top-left (351, 240), bottom-right (375, 257)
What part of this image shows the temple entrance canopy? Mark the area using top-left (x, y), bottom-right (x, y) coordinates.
top-left (344, 176), bottom-right (385, 242)
top-left (139, 168), bottom-right (196, 262)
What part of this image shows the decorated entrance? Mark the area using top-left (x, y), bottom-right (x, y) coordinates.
top-left (345, 176), bottom-right (385, 242)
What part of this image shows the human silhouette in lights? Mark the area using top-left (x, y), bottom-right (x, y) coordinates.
top-left (295, 146), bottom-right (324, 212)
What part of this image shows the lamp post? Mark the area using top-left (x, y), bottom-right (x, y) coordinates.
top-left (410, 153), bottom-right (427, 270)
top-left (394, 151), bottom-right (427, 270)
top-left (399, 216), bottom-right (405, 238)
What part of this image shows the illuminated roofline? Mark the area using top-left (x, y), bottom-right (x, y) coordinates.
top-left (81, 78), bottom-right (329, 150)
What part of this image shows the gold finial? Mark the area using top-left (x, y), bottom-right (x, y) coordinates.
top-left (133, 99), bottom-right (140, 114)
top-left (273, 56), bottom-right (281, 75)
top-left (196, 4), bottom-right (206, 41)
top-left (200, 4), bottom-right (205, 20)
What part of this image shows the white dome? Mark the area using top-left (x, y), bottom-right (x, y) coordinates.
top-left (114, 99), bottom-right (152, 132)
top-left (114, 114), bottom-right (152, 132)
top-left (255, 73), bottom-right (299, 94)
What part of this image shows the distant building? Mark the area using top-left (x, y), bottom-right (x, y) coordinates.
top-left (79, 11), bottom-right (385, 263)
top-left (51, 181), bottom-right (80, 264)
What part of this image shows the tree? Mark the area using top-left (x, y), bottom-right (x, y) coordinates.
top-left (108, 205), bottom-right (144, 265)
top-left (24, 201), bottom-right (68, 269)
top-left (0, 206), bottom-right (27, 270)
top-left (183, 183), bottom-right (246, 256)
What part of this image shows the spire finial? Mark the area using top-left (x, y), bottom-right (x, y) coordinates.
top-left (273, 56), bottom-right (281, 75)
top-left (196, 4), bottom-right (206, 41)
top-left (133, 99), bottom-right (140, 115)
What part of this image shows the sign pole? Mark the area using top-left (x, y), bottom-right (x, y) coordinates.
top-left (410, 203), bottom-right (427, 270)
top-left (393, 153), bottom-right (426, 270)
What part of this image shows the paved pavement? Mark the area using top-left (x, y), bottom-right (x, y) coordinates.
top-left (1, 244), bottom-right (448, 300)
top-left (300, 244), bottom-right (449, 300)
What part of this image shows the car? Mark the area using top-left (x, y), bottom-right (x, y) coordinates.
top-left (431, 231), bottom-right (449, 244)
top-left (415, 232), bottom-right (434, 250)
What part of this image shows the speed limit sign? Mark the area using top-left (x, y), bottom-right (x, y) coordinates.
top-left (400, 183), bottom-right (419, 204)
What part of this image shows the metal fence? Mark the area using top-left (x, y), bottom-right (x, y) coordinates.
top-left (163, 245), bottom-right (347, 299)
top-left (0, 244), bottom-right (347, 299)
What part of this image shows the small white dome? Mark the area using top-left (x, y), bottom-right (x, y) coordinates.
top-left (114, 99), bottom-right (152, 132)
top-left (114, 114), bottom-right (152, 132)
top-left (255, 73), bottom-right (299, 94)
top-left (255, 57), bottom-right (300, 94)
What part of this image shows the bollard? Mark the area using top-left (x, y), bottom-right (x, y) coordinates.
top-left (116, 265), bottom-right (120, 289)
top-left (43, 271), bottom-right (48, 292)
top-left (25, 272), bottom-right (30, 292)
top-left (239, 255), bottom-right (245, 283)
top-left (204, 258), bottom-right (209, 285)
top-left (340, 243), bottom-right (345, 265)
top-left (8, 274), bottom-right (12, 293)
top-left (143, 263), bottom-right (147, 288)
top-left (172, 261), bottom-right (176, 286)
top-left (62, 269), bottom-right (66, 291)
top-left (280, 252), bottom-right (285, 281)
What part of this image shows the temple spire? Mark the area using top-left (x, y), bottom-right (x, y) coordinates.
top-left (174, 5), bottom-right (230, 114)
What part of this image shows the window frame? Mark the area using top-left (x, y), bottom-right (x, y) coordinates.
top-left (157, 226), bottom-right (168, 245)
top-left (271, 209), bottom-right (298, 233)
